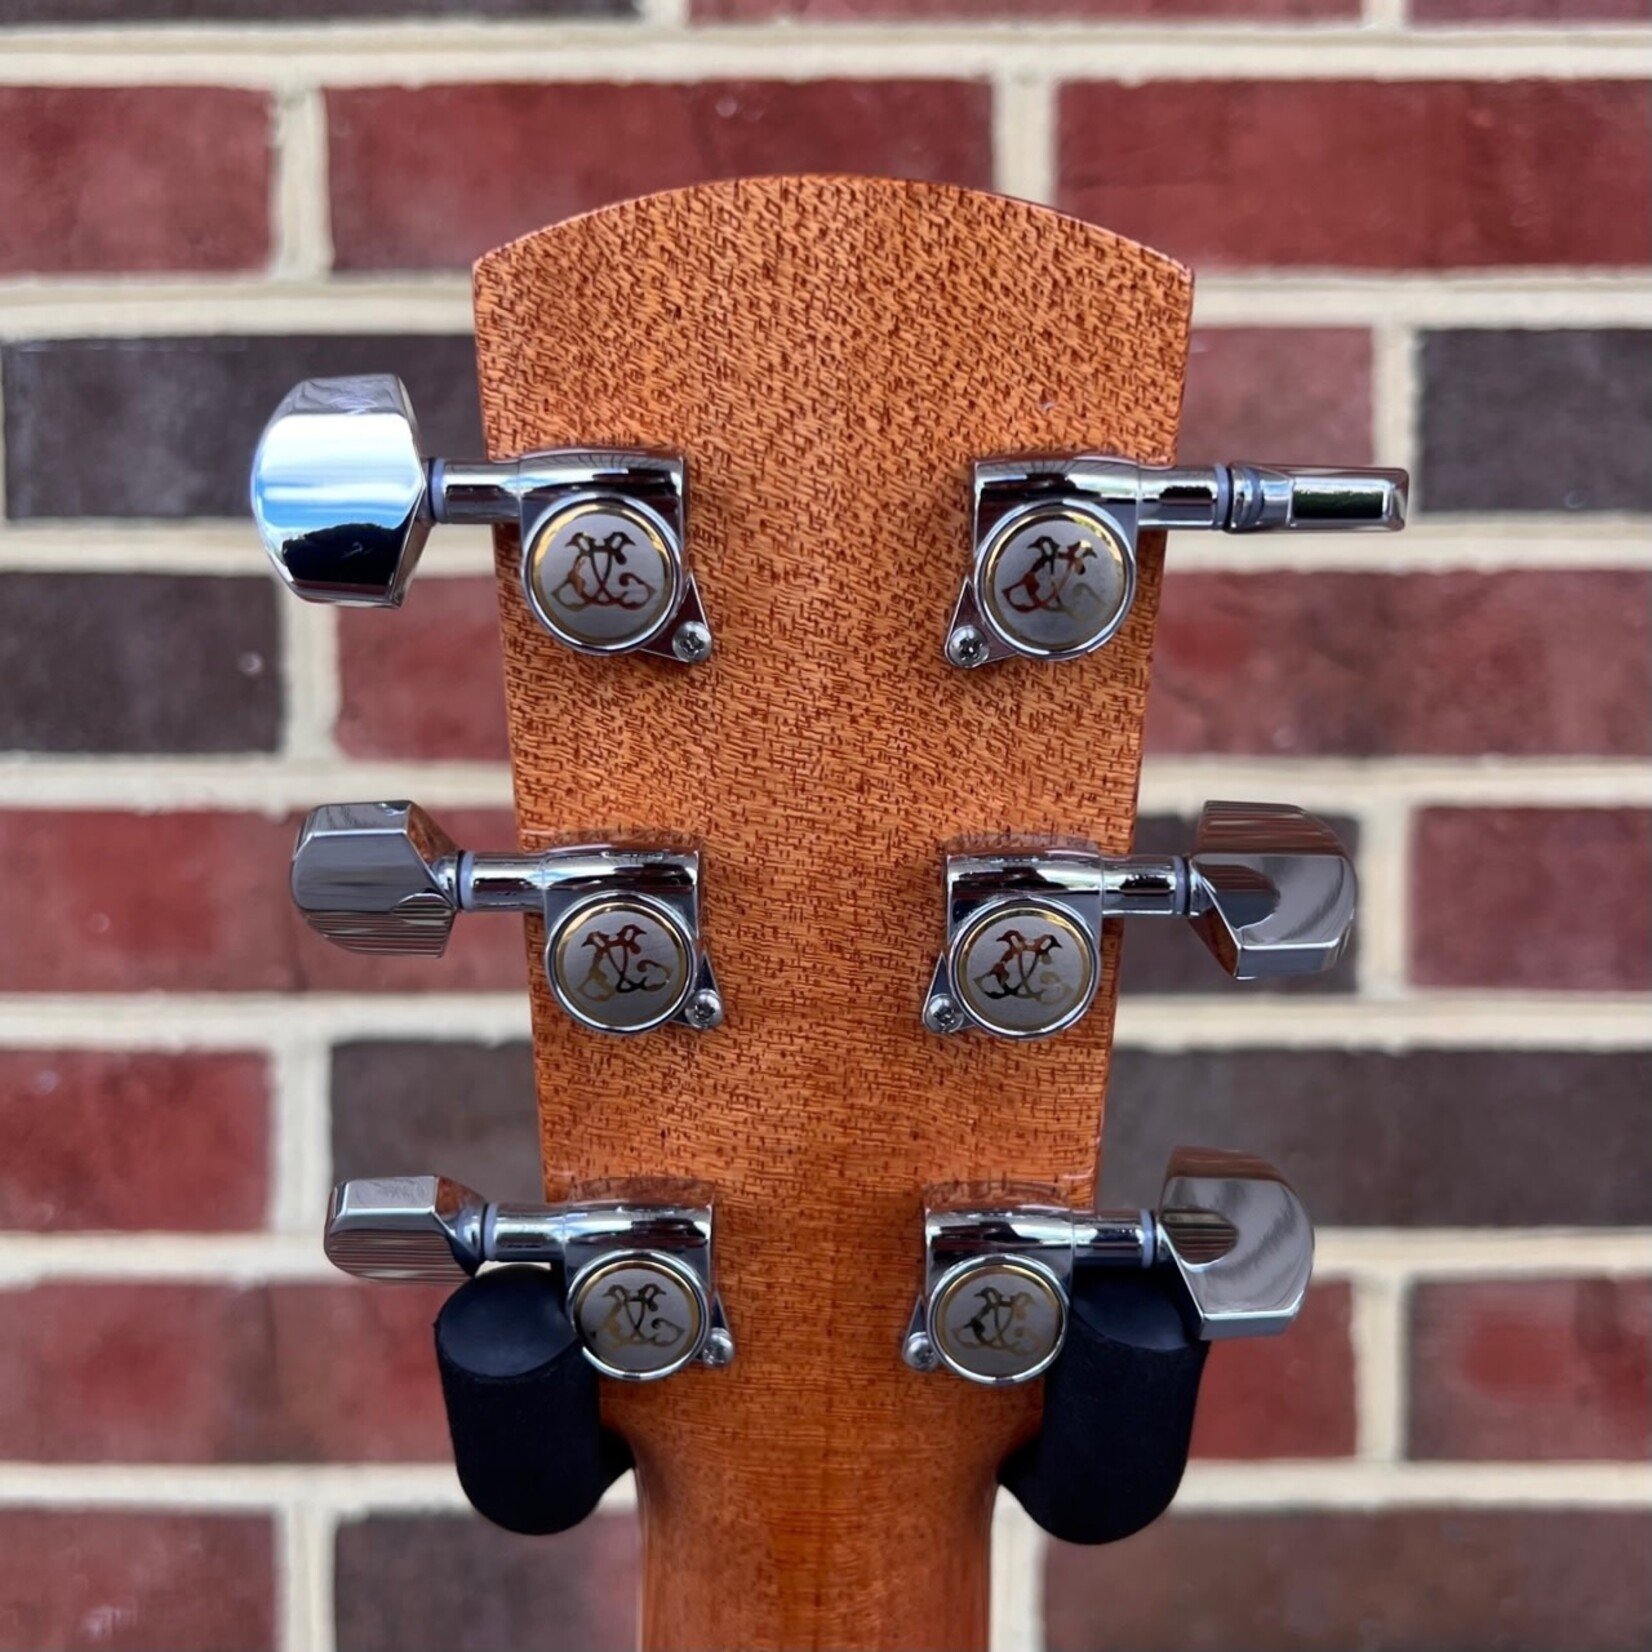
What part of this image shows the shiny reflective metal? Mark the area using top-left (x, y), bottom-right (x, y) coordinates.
top-left (923, 802), bottom-right (1355, 1037)
top-left (252, 374), bottom-right (712, 663)
top-left (291, 801), bottom-right (723, 1034)
top-left (948, 456), bottom-right (1408, 667)
top-left (325, 1173), bottom-right (734, 1380)
top-left (902, 1147), bottom-right (1313, 1384)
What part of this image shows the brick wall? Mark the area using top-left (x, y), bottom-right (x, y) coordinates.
top-left (0, 3), bottom-right (1647, 1648)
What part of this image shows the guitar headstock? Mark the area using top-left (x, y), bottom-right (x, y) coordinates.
top-left (252, 176), bottom-right (1400, 1649)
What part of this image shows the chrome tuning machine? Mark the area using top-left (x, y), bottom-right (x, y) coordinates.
top-left (251, 374), bottom-right (713, 663)
top-left (947, 455), bottom-right (1408, 668)
top-left (291, 801), bottom-right (724, 1035)
top-left (326, 1174), bottom-right (734, 1381)
top-left (902, 1147), bottom-right (1312, 1386)
top-left (923, 801), bottom-right (1355, 1039)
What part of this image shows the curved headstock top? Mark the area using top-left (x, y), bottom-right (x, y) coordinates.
top-left (474, 176), bottom-right (1191, 1651)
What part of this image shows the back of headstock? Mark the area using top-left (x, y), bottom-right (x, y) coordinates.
top-left (474, 177), bottom-right (1183, 1649)
top-left (254, 174), bottom-right (1398, 1652)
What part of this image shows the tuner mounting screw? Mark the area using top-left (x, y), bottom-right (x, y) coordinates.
top-left (923, 993), bottom-right (964, 1035)
top-left (672, 621), bottom-right (714, 664)
top-left (684, 988), bottom-right (725, 1031)
top-left (902, 1330), bottom-right (939, 1372)
top-left (945, 625), bottom-right (990, 669)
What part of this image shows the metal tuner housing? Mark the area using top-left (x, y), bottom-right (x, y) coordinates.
top-left (923, 802), bottom-right (1356, 1038)
top-left (326, 1174), bottom-right (735, 1381)
top-left (902, 1148), bottom-right (1313, 1385)
top-left (290, 801), bottom-right (724, 1035)
top-left (947, 455), bottom-right (1408, 668)
top-left (251, 374), bottom-right (713, 664)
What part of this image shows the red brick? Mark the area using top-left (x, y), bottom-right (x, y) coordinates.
top-left (1410, 1279), bottom-right (1652, 1460)
top-left (1411, 809), bottom-right (1652, 991)
top-left (1045, 1509), bottom-right (1652, 1652)
top-left (0, 809), bottom-right (523, 994)
top-left (339, 578), bottom-right (509, 760)
top-left (1191, 1281), bottom-right (1355, 1459)
top-left (0, 1510), bottom-right (275, 1652)
top-left (0, 88), bottom-right (271, 276)
top-left (1147, 572), bottom-right (1652, 758)
top-left (0, 1281), bottom-right (451, 1461)
top-left (327, 80), bottom-right (993, 270)
top-left (0, 1051), bottom-right (269, 1232)
top-left (1414, 0), bottom-right (1649, 18)
top-left (1058, 81), bottom-right (1652, 269)
top-left (699, 0), bottom-right (1352, 14)
top-left (1180, 329), bottom-right (1371, 464)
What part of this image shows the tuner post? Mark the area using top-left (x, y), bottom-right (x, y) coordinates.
top-left (923, 802), bottom-right (1356, 1039)
top-left (290, 802), bottom-right (724, 1036)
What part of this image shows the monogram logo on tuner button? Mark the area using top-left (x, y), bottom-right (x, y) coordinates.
top-left (931, 1257), bottom-right (1067, 1384)
top-left (978, 504), bottom-right (1133, 659)
top-left (524, 497), bottom-right (681, 653)
top-left (572, 1255), bottom-right (706, 1380)
top-left (549, 899), bottom-right (694, 1035)
top-left (953, 902), bottom-right (1098, 1039)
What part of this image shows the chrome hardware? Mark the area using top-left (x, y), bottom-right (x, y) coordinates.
top-left (251, 375), bottom-right (712, 663)
top-left (903, 1148), bottom-right (1313, 1385)
top-left (291, 801), bottom-right (723, 1035)
top-left (923, 802), bottom-right (1355, 1038)
top-left (326, 1174), bottom-right (734, 1381)
top-left (948, 456), bottom-right (1408, 667)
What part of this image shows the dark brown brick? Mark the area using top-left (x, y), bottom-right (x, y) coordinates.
top-left (335, 1511), bottom-right (637, 1652)
top-left (331, 1041), bottom-right (541, 1202)
top-left (1192, 1281), bottom-right (1354, 1458)
top-left (1180, 329), bottom-right (1371, 464)
top-left (0, 808), bottom-right (522, 993)
top-left (1411, 808), bottom-right (1652, 990)
top-left (0, 1509), bottom-right (275, 1652)
top-left (0, 1280), bottom-right (450, 1460)
top-left (338, 577), bottom-right (508, 760)
top-left (1045, 1509), bottom-right (1652, 1652)
top-left (0, 0), bottom-right (625, 14)
top-left (327, 81), bottom-right (993, 271)
top-left (0, 88), bottom-right (270, 276)
top-left (0, 575), bottom-right (280, 753)
top-left (1100, 1049), bottom-right (1652, 1227)
top-left (1419, 330), bottom-right (1652, 513)
top-left (1410, 1278), bottom-right (1652, 1460)
top-left (1122, 814), bottom-right (1359, 994)
top-left (1146, 572), bottom-right (1652, 757)
top-left (699, 0), bottom-right (1352, 13)
top-left (2, 335), bottom-right (479, 521)
top-left (0, 1050), bottom-right (269, 1231)
top-left (1058, 81), bottom-right (1652, 269)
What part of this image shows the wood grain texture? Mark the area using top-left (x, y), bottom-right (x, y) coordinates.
top-left (473, 176), bottom-right (1191, 1652)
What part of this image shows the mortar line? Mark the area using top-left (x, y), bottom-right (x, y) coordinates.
top-left (271, 84), bottom-right (333, 282)
top-left (990, 1495), bottom-right (1047, 1652)
top-left (1353, 1273), bottom-right (1408, 1462)
top-left (280, 602), bottom-right (343, 763)
top-left (270, 1038), bottom-right (333, 1236)
top-left (992, 73), bottom-right (1056, 205)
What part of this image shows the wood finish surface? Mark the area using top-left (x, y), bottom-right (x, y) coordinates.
top-left (473, 176), bottom-right (1191, 1652)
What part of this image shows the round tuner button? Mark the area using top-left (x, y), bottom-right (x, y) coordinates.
top-left (976, 501), bottom-right (1135, 661)
top-left (929, 1256), bottom-right (1068, 1385)
top-left (522, 494), bottom-right (682, 654)
top-left (951, 900), bottom-right (1098, 1040)
top-left (547, 896), bottom-right (696, 1035)
top-left (570, 1252), bottom-right (707, 1381)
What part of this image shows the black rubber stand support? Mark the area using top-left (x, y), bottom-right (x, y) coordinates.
top-left (999, 1269), bottom-right (1208, 1544)
top-left (435, 1265), bottom-right (633, 1536)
